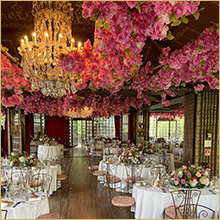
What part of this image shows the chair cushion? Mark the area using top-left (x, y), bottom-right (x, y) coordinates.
top-left (112, 196), bottom-right (135, 207)
top-left (92, 170), bottom-right (107, 176)
top-left (104, 176), bottom-right (121, 184)
top-left (30, 179), bottom-right (43, 187)
top-left (57, 174), bottom-right (67, 181)
top-left (126, 176), bottom-right (144, 183)
top-left (88, 165), bottom-right (99, 170)
top-left (164, 206), bottom-right (183, 219)
top-left (36, 213), bottom-right (64, 219)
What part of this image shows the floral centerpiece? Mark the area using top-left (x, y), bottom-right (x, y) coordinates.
top-left (7, 151), bottom-right (39, 167)
top-left (39, 134), bottom-right (55, 146)
top-left (170, 164), bottom-right (210, 189)
top-left (137, 142), bottom-right (157, 154)
top-left (156, 138), bottom-right (166, 143)
top-left (119, 146), bottom-right (143, 165)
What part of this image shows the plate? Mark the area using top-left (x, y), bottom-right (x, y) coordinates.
top-left (1, 201), bottom-right (14, 207)
top-left (214, 187), bottom-right (219, 192)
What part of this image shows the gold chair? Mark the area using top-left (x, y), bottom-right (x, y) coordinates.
top-left (164, 189), bottom-right (201, 219)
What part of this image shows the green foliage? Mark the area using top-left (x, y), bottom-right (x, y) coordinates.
top-left (167, 31), bottom-right (174, 40)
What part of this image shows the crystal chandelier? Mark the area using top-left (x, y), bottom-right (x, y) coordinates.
top-left (18, 1), bottom-right (82, 98)
top-left (65, 107), bottom-right (93, 118)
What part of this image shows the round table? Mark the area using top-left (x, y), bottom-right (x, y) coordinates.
top-left (1, 164), bottom-right (61, 196)
top-left (98, 161), bottom-right (153, 189)
top-left (37, 144), bottom-right (64, 161)
top-left (1, 193), bottom-right (49, 219)
top-left (132, 184), bottom-right (219, 219)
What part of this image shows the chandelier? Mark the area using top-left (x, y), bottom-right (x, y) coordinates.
top-left (65, 107), bottom-right (93, 118)
top-left (18, 1), bottom-right (82, 98)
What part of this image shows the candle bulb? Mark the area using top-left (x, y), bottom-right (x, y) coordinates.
top-left (24, 35), bottom-right (29, 47)
top-left (32, 32), bottom-right (36, 44)
top-left (58, 33), bottom-right (62, 44)
top-left (78, 42), bottom-right (82, 50)
top-left (71, 38), bottom-right (75, 49)
top-left (21, 39), bottom-right (25, 49)
top-left (45, 32), bottom-right (49, 44)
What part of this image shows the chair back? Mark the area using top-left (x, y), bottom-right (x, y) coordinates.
top-left (171, 189), bottom-right (201, 219)
top-left (105, 163), bottom-right (119, 188)
top-left (196, 204), bottom-right (215, 219)
top-left (125, 165), bottom-right (143, 181)
top-left (31, 173), bottom-right (52, 196)
top-left (1, 210), bottom-right (8, 219)
top-left (150, 165), bottom-right (166, 180)
top-left (1, 166), bottom-right (13, 182)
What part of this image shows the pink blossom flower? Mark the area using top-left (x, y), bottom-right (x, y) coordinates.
top-left (180, 179), bottom-right (186, 184)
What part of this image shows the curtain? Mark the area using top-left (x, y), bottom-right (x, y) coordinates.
top-left (114, 115), bottom-right (121, 140)
top-left (45, 115), bottom-right (69, 146)
top-left (4, 117), bottom-right (8, 157)
top-left (25, 114), bottom-right (33, 153)
top-left (128, 112), bottom-right (134, 143)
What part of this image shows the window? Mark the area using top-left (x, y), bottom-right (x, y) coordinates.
top-left (69, 116), bottom-right (115, 147)
top-left (122, 114), bottom-right (129, 141)
top-left (149, 116), bottom-right (184, 141)
top-left (33, 114), bottom-right (45, 137)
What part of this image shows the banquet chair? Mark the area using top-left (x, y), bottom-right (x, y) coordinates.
top-left (86, 152), bottom-right (100, 172)
top-left (160, 152), bottom-right (171, 173)
top-left (36, 185), bottom-right (70, 219)
top-left (30, 173), bottom-right (52, 196)
top-left (55, 155), bottom-right (72, 181)
top-left (104, 163), bottom-right (121, 189)
top-left (150, 165), bottom-right (167, 180)
top-left (92, 162), bottom-right (107, 183)
top-left (1, 210), bottom-right (8, 219)
top-left (164, 189), bottom-right (201, 219)
top-left (125, 164), bottom-right (144, 193)
top-left (105, 171), bottom-right (135, 219)
top-left (1, 166), bottom-right (13, 182)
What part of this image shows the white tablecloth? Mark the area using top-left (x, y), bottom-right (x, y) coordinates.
top-left (132, 185), bottom-right (219, 219)
top-left (98, 161), bottom-right (152, 189)
top-left (38, 144), bottom-right (64, 161)
top-left (1, 196), bottom-right (49, 219)
top-left (1, 165), bottom-right (61, 196)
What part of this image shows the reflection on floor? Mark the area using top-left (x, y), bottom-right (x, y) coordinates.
top-left (48, 148), bottom-right (133, 219)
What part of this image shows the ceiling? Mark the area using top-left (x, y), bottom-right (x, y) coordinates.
top-left (1, 1), bottom-right (219, 111)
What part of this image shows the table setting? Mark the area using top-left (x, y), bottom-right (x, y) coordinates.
top-left (1, 190), bottom-right (50, 219)
top-left (1, 151), bottom-right (61, 196)
top-left (35, 134), bottom-right (64, 161)
top-left (97, 144), bottom-right (168, 191)
top-left (131, 164), bottom-right (219, 219)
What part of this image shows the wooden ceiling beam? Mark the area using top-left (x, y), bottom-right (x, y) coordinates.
top-left (144, 96), bottom-right (185, 111)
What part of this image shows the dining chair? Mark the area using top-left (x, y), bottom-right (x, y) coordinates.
top-left (92, 162), bottom-right (107, 183)
top-left (105, 170), bottom-right (135, 219)
top-left (87, 153), bottom-right (100, 172)
top-left (36, 186), bottom-right (70, 219)
top-left (125, 164), bottom-right (144, 193)
top-left (1, 210), bottom-right (8, 219)
top-left (30, 173), bottom-right (52, 196)
top-left (104, 162), bottom-right (121, 189)
top-left (164, 189), bottom-right (201, 219)
top-left (55, 155), bottom-right (72, 182)
top-left (150, 165), bottom-right (167, 180)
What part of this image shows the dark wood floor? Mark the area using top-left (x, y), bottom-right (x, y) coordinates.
top-left (49, 148), bottom-right (133, 219)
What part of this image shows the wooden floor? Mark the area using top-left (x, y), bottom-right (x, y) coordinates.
top-left (48, 148), bottom-right (134, 219)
